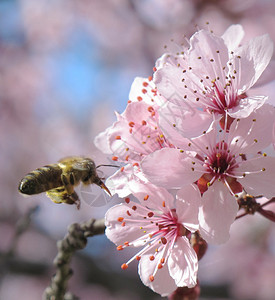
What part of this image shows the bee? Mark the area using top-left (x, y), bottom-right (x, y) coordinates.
top-left (18, 156), bottom-right (112, 209)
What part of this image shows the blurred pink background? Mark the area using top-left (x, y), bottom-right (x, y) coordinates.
top-left (1, 0), bottom-right (275, 299)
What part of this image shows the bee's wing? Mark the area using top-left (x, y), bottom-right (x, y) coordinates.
top-left (96, 169), bottom-right (104, 178)
top-left (79, 183), bottom-right (113, 207)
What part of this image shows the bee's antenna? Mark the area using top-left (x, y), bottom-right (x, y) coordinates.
top-left (96, 164), bottom-right (120, 169)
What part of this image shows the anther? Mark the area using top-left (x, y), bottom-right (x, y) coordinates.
top-left (161, 237), bottom-right (167, 244)
top-left (121, 263), bottom-right (128, 270)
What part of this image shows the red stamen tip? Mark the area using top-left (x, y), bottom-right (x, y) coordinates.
top-left (121, 263), bottom-right (128, 270)
top-left (144, 194), bottom-right (149, 201)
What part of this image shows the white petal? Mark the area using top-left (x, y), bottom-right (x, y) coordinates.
top-left (138, 253), bottom-right (177, 297)
top-left (128, 77), bottom-right (164, 106)
top-left (168, 237), bottom-right (198, 288)
top-left (199, 181), bottom-right (239, 244)
top-left (222, 24), bottom-right (244, 52)
top-left (235, 34), bottom-right (274, 92)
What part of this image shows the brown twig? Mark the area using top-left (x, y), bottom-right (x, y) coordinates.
top-left (43, 218), bottom-right (105, 300)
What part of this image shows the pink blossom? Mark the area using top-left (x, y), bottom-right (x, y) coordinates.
top-left (105, 183), bottom-right (200, 296)
top-left (141, 104), bottom-right (275, 243)
top-left (154, 24), bottom-right (273, 132)
top-left (94, 76), bottom-right (175, 197)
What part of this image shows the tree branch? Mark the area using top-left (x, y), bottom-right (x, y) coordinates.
top-left (43, 218), bottom-right (105, 300)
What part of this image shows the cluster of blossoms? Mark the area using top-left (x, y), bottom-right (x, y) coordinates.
top-left (95, 25), bottom-right (275, 297)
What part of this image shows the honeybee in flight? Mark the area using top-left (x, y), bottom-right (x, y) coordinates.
top-left (18, 156), bottom-right (112, 209)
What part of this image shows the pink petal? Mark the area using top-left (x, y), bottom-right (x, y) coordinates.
top-left (154, 64), bottom-right (191, 103)
top-left (228, 104), bottom-right (275, 154)
top-left (176, 185), bottom-right (201, 232)
top-left (199, 181), bottom-right (239, 244)
top-left (106, 165), bottom-right (146, 198)
top-left (167, 237), bottom-right (198, 288)
top-left (158, 101), bottom-right (213, 141)
top-left (228, 95), bottom-right (267, 118)
top-left (221, 24), bottom-right (244, 52)
top-left (141, 148), bottom-right (200, 189)
top-left (109, 102), bottom-right (163, 160)
top-left (130, 181), bottom-right (175, 211)
top-left (105, 203), bottom-right (148, 247)
top-left (128, 77), bottom-right (164, 106)
top-left (236, 157), bottom-right (275, 198)
top-left (235, 34), bottom-right (273, 92)
top-left (252, 60), bottom-right (275, 88)
top-left (94, 126), bottom-right (113, 154)
top-left (138, 253), bottom-right (177, 297)
top-left (188, 30), bottom-right (229, 85)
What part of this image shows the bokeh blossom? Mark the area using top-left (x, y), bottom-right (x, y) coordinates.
top-left (105, 183), bottom-right (200, 296)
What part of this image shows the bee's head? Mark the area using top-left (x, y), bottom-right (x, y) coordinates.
top-left (18, 178), bottom-right (36, 195)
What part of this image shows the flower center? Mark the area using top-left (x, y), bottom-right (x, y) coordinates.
top-left (211, 152), bottom-right (230, 175)
top-left (117, 200), bottom-right (189, 282)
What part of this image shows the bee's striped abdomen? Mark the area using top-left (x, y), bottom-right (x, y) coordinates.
top-left (18, 164), bottom-right (63, 195)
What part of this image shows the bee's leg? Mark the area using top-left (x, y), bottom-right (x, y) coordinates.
top-left (61, 172), bottom-right (75, 194)
top-left (46, 188), bottom-right (65, 204)
top-left (46, 187), bottom-right (80, 209)
top-left (62, 191), bottom-right (80, 209)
